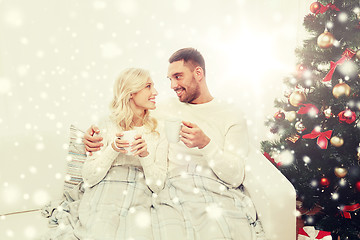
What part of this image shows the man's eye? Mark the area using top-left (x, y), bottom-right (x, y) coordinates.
top-left (146, 85), bottom-right (151, 88)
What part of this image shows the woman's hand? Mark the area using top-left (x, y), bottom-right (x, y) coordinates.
top-left (112, 132), bottom-right (130, 154)
top-left (130, 134), bottom-right (149, 157)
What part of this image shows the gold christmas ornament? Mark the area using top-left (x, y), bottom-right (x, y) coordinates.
top-left (356, 50), bottom-right (360, 60)
top-left (332, 82), bottom-right (351, 98)
top-left (334, 167), bottom-right (348, 178)
top-left (289, 91), bottom-right (306, 107)
top-left (317, 31), bottom-right (335, 49)
top-left (285, 111), bottom-right (297, 122)
top-left (330, 136), bottom-right (344, 147)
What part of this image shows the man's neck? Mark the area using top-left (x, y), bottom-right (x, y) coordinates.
top-left (189, 93), bottom-right (214, 104)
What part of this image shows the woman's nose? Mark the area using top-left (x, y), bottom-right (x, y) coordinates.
top-left (153, 88), bottom-right (158, 96)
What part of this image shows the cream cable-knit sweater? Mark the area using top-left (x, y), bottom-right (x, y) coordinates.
top-left (82, 117), bottom-right (168, 193)
top-left (153, 98), bottom-right (249, 188)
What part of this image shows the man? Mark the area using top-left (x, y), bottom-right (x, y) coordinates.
top-left (84, 48), bottom-right (265, 239)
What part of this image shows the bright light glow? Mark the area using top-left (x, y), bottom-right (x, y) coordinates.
top-left (332, 193), bottom-right (339, 200)
top-left (276, 150), bottom-right (294, 166)
top-left (338, 12), bottom-right (348, 23)
top-left (213, 28), bottom-right (290, 86)
top-left (303, 156), bottom-right (311, 164)
top-left (326, 21), bottom-right (334, 29)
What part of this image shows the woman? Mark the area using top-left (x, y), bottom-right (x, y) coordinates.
top-left (76, 68), bottom-right (168, 240)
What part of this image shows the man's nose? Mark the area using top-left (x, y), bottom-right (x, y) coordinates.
top-left (170, 79), bottom-right (178, 89)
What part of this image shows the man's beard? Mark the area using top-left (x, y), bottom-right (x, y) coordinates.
top-left (180, 77), bottom-right (200, 103)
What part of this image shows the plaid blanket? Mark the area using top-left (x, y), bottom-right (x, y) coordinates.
top-left (76, 165), bottom-right (154, 240)
top-left (152, 164), bottom-right (266, 240)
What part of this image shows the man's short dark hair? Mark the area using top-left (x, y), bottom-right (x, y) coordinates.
top-left (169, 48), bottom-right (206, 76)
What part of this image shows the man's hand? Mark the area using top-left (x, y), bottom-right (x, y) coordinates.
top-left (180, 121), bottom-right (210, 149)
top-left (83, 125), bottom-right (103, 156)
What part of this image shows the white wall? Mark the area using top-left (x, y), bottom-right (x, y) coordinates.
top-left (0, 0), bottom-right (312, 237)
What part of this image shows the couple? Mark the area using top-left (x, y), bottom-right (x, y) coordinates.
top-left (79, 48), bottom-right (266, 240)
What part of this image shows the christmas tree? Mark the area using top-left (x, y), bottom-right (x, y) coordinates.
top-left (261, 0), bottom-right (360, 239)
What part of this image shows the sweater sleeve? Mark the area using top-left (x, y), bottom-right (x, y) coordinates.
top-left (199, 111), bottom-right (249, 188)
top-left (82, 118), bottom-right (120, 187)
top-left (138, 126), bottom-right (168, 193)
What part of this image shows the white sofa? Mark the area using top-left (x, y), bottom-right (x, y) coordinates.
top-left (243, 145), bottom-right (296, 240)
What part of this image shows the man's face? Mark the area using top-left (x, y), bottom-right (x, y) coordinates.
top-left (167, 60), bottom-right (200, 103)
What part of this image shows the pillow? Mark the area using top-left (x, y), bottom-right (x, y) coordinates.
top-left (64, 125), bottom-right (87, 191)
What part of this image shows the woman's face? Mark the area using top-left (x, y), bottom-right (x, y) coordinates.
top-left (130, 78), bottom-right (158, 111)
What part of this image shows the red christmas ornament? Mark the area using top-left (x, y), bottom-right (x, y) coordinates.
top-left (310, 2), bottom-right (321, 14)
top-left (310, 2), bottom-right (340, 15)
top-left (338, 109), bottom-right (356, 124)
top-left (274, 111), bottom-right (285, 121)
top-left (320, 177), bottom-right (330, 187)
top-left (356, 181), bottom-right (360, 192)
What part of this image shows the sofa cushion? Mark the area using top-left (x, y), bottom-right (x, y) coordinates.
top-left (64, 125), bottom-right (87, 191)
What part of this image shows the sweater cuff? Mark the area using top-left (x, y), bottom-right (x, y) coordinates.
top-left (101, 144), bottom-right (120, 160)
top-left (199, 139), bottom-right (219, 157)
top-left (138, 154), bottom-right (154, 167)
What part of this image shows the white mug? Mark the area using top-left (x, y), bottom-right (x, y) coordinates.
top-left (118, 130), bottom-right (138, 155)
top-left (164, 118), bottom-right (182, 143)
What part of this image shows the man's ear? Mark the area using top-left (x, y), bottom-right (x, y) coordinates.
top-left (194, 66), bottom-right (204, 80)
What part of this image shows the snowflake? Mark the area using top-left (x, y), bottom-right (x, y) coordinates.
top-left (117, 0), bottom-right (138, 16)
top-left (4, 9), bottom-right (23, 27)
top-left (24, 226), bottom-right (37, 238)
top-left (0, 78), bottom-right (11, 94)
top-left (32, 189), bottom-right (50, 206)
top-left (303, 156), bottom-right (311, 164)
top-left (135, 211), bottom-right (151, 228)
top-left (338, 61), bottom-right (357, 78)
top-left (338, 12), bottom-right (348, 23)
top-left (173, 0), bottom-right (191, 12)
top-left (29, 166), bottom-right (37, 174)
top-left (206, 203), bottom-right (223, 219)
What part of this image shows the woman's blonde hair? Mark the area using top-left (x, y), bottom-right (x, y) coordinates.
top-left (109, 68), bottom-right (157, 132)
